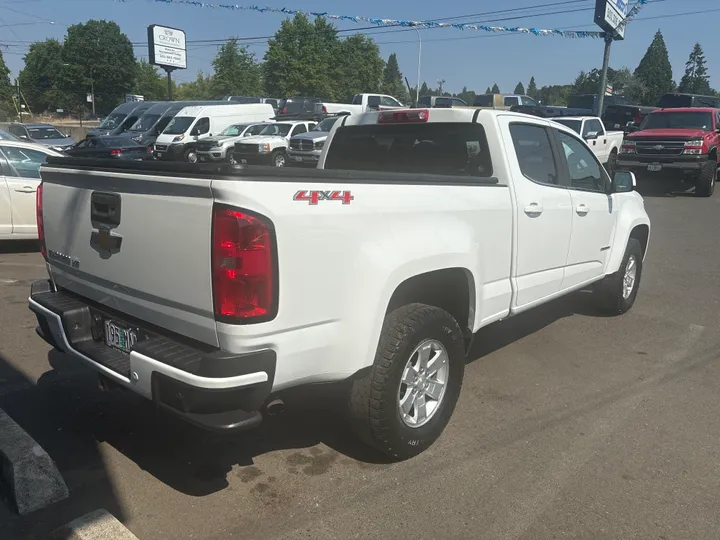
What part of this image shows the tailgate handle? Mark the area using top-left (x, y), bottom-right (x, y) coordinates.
top-left (91, 192), bottom-right (121, 228)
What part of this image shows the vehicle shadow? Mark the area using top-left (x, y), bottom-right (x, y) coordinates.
top-left (635, 182), bottom-right (696, 198)
top-left (26, 292), bottom-right (604, 499)
top-left (0, 352), bottom-right (125, 540)
top-left (0, 241), bottom-right (40, 255)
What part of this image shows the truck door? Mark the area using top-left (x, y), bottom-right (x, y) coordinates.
top-left (582, 118), bottom-right (607, 162)
top-left (0, 173), bottom-right (11, 236)
top-left (552, 128), bottom-right (617, 288)
top-left (0, 144), bottom-right (46, 235)
top-left (501, 118), bottom-right (573, 309)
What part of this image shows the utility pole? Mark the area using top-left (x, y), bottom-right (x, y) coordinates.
top-left (165, 68), bottom-right (174, 100)
top-left (438, 78), bottom-right (446, 95)
top-left (596, 33), bottom-right (613, 117)
top-left (15, 79), bottom-right (21, 122)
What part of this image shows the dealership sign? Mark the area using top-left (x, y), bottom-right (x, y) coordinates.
top-left (147, 24), bottom-right (187, 70)
top-left (594, 0), bottom-right (629, 39)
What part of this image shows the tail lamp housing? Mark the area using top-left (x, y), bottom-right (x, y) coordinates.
top-left (211, 204), bottom-right (277, 323)
top-left (36, 183), bottom-right (46, 258)
top-left (378, 109), bottom-right (430, 124)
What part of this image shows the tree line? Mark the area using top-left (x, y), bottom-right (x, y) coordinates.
top-left (3, 19), bottom-right (717, 119)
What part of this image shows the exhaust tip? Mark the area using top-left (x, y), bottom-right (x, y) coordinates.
top-left (266, 398), bottom-right (285, 416)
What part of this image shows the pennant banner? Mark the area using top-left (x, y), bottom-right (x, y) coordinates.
top-left (120, 0), bottom-right (648, 39)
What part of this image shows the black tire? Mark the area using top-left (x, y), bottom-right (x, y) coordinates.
top-left (695, 160), bottom-right (716, 197)
top-left (593, 238), bottom-right (643, 315)
top-left (271, 150), bottom-right (286, 167)
top-left (349, 303), bottom-right (465, 461)
top-left (184, 148), bottom-right (198, 163)
top-left (226, 149), bottom-right (236, 165)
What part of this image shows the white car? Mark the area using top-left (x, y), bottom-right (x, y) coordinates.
top-left (30, 108), bottom-right (650, 461)
top-left (233, 121), bottom-right (316, 167)
top-left (0, 140), bottom-right (62, 240)
top-left (552, 116), bottom-right (624, 172)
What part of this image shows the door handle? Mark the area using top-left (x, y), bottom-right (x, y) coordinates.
top-left (14, 187), bottom-right (36, 193)
top-left (524, 203), bottom-right (544, 217)
top-left (576, 204), bottom-right (589, 216)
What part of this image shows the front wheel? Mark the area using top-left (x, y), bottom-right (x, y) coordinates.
top-left (349, 303), bottom-right (465, 460)
top-left (226, 149), bottom-right (237, 165)
top-left (271, 150), bottom-right (286, 167)
top-left (593, 238), bottom-right (643, 315)
top-left (184, 148), bottom-right (198, 164)
top-left (695, 160), bottom-right (716, 197)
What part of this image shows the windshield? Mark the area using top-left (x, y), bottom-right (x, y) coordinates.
top-left (28, 127), bottom-right (66, 140)
top-left (312, 117), bottom-right (339, 132)
top-left (98, 113), bottom-right (126, 130)
top-left (220, 124), bottom-right (251, 136)
top-left (640, 112), bottom-right (713, 131)
top-left (0, 129), bottom-right (19, 141)
top-left (554, 119), bottom-right (582, 134)
top-left (163, 116), bottom-right (195, 135)
top-left (259, 123), bottom-right (292, 137)
top-left (129, 114), bottom-right (161, 132)
top-left (325, 123), bottom-right (493, 177)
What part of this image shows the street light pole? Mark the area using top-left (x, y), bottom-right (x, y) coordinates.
top-left (90, 67), bottom-right (95, 115)
top-left (412, 26), bottom-right (422, 107)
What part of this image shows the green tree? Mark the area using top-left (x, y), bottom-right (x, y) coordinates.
top-left (456, 86), bottom-right (476, 106)
top-left (382, 53), bottom-right (409, 104)
top-left (18, 39), bottom-right (65, 113)
top-left (176, 72), bottom-right (214, 100)
top-left (211, 39), bottom-right (262, 97)
top-left (419, 81), bottom-right (431, 96)
top-left (264, 14), bottom-right (339, 99)
top-left (336, 34), bottom-right (384, 102)
top-left (634, 30), bottom-right (675, 105)
top-left (537, 85), bottom-right (572, 106)
top-left (484, 86), bottom-right (492, 94)
top-left (527, 76), bottom-right (538, 99)
top-left (0, 50), bottom-right (12, 119)
top-left (491, 83), bottom-right (500, 93)
top-left (514, 82), bottom-right (525, 95)
top-left (678, 43), bottom-right (711, 95)
top-left (134, 60), bottom-right (167, 101)
top-left (60, 20), bottom-right (136, 113)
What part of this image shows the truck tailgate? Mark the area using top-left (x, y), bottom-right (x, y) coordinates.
top-left (40, 165), bottom-right (218, 347)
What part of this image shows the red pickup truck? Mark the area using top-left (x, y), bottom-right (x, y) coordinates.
top-left (617, 107), bottom-right (719, 197)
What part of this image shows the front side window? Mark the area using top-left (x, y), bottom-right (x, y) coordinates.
top-left (586, 119), bottom-right (604, 137)
top-left (192, 118), bottom-right (210, 136)
top-left (521, 96), bottom-right (538, 106)
top-left (0, 146), bottom-right (50, 179)
top-left (292, 124), bottom-right (308, 136)
top-left (8, 125), bottom-right (26, 138)
top-left (556, 131), bottom-right (606, 192)
top-left (509, 124), bottom-right (559, 185)
top-left (259, 123), bottom-right (292, 137)
top-left (381, 96), bottom-right (401, 107)
top-left (504, 97), bottom-right (520, 107)
top-left (221, 124), bottom-right (250, 137)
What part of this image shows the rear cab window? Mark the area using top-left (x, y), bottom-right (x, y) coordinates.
top-left (473, 95), bottom-right (495, 107)
top-left (324, 122), bottom-right (493, 178)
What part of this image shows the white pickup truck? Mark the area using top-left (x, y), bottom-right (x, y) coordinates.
top-left (552, 116), bottom-right (624, 172)
top-left (315, 93), bottom-right (404, 116)
top-left (29, 108), bottom-right (650, 460)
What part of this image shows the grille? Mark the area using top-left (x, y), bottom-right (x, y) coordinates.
top-left (290, 139), bottom-right (314, 151)
top-left (155, 144), bottom-right (168, 151)
top-left (197, 142), bottom-right (215, 151)
top-left (235, 143), bottom-right (259, 153)
top-left (635, 141), bottom-right (685, 156)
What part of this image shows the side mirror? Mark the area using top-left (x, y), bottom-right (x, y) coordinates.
top-left (584, 131), bottom-right (599, 141)
top-left (19, 135), bottom-right (28, 140)
top-left (612, 170), bottom-right (636, 193)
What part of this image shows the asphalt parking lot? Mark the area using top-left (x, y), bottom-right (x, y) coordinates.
top-left (1, 189), bottom-right (720, 540)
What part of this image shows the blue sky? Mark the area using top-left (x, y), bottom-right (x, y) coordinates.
top-left (1, 0), bottom-right (717, 95)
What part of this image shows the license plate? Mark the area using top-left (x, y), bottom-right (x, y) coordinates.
top-left (199, 156), bottom-right (207, 162)
top-left (241, 159), bottom-right (247, 164)
top-left (614, 123), bottom-right (621, 129)
top-left (156, 152), bottom-right (163, 158)
top-left (291, 156), bottom-right (302, 162)
top-left (647, 163), bottom-right (662, 172)
top-left (104, 320), bottom-right (137, 353)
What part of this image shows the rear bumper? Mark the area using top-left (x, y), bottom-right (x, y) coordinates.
top-left (28, 280), bottom-right (275, 432)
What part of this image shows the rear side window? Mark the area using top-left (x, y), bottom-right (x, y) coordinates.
top-left (352, 95), bottom-right (363, 105)
top-left (509, 124), bottom-right (559, 186)
top-left (325, 123), bottom-right (493, 178)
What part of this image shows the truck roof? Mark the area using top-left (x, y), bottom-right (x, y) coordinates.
top-left (655, 107), bottom-right (718, 113)
top-left (342, 107), bottom-right (546, 127)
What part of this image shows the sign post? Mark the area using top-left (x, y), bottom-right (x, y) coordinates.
top-left (147, 24), bottom-right (187, 100)
top-left (593, 0), bottom-right (630, 117)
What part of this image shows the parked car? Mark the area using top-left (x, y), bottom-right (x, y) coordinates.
top-left (1, 123), bottom-right (75, 152)
top-left (657, 93), bottom-right (720, 109)
top-left (154, 103), bottom-right (274, 163)
top-left (287, 115), bottom-right (344, 166)
top-left (315, 94), bottom-right (404, 116)
top-left (234, 120), bottom-right (317, 167)
top-left (64, 136), bottom-right (154, 161)
top-left (87, 102), bottom-right (161, 138)
top-left (196, 122), bottom-right (270, 164)
top-left (551, 116), bottom-right (624, 172)
top-left (418, 96), bottom-right (467, 108)
top-left (617, 107), bottom-right (719, 197)
top-left (30, 107), bottom-right (650, 460)
top-left (0, 140), bottom-right (62, 240)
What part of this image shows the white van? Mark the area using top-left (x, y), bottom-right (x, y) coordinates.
top-left (154, 103), bottom-right (274, 162)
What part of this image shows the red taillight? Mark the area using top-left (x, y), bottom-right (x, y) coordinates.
top-left (633, 112), bottom-right (643, 124)
top-left (110, 149), bottom-right (122, 156)
top-left (281, 107), bottom-right (287, 114)
top-left (211, 205), bottom-right (275, 322)
top-left (322, 105), bottom-right (327, 113)
top-left (147, 146), bottom-right (153, 153)
top-left (378, 109), bottom-right (430, 124)
top-left (36, 183), bottom-right (46, 258)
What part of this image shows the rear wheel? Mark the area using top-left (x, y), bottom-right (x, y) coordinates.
top-left (606, 149), bottom-right (618, 176)
top-left (695, 160), bottom-right (716, 197)
top-left (349, 303), bottom-right (465, 460)
top-left (271, 150), bottom-right (286, 167)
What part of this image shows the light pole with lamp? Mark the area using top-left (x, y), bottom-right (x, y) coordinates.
top-left (411, 25), bottom-right (422, 107)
